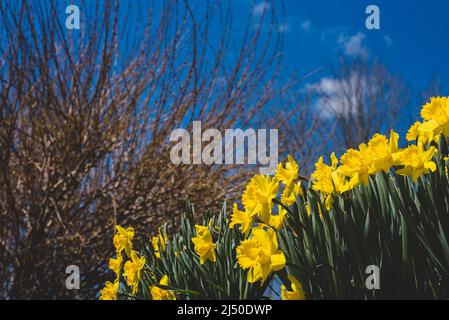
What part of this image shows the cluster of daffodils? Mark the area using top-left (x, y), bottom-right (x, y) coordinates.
top-left (312, 130), bottom-right (402, 209)
top-left (99, 226), bottom-right (175, 300)
top-left (100, 97), bottom-right (447, 301)
top-left (231, 155), bottom-right (301, 235)
top-left (229, 155), bottom-right (305, 299)
top-left (230, 96), bottom-right (446, 298)
top-left (99, 155), bottom-right (306, 300)
top-left (311, 98), bottom-right (448, 210)
top-left (100, 226), bottom-right (137, 299)
top-left (407, 97), bottom-right (449, 144)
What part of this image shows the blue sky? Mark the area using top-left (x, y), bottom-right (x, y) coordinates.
top-left (235, 0), bottom-right (448, 111)
top-left (58, 0), bottom-right (448, 105)
top-left (55, 0), bottom-right (448, 133)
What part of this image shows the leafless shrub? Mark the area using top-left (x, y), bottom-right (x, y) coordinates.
top-left (0, 0), bottom-right (285, 299)
top-left (311, 58), bottom-right (409, 151)
top-left (276, 71), bottom-right (332, 174)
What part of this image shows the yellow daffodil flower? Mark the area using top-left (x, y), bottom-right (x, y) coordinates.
top-left (150, 275), bottom-right (176, 300)
top-left (242, 177), bottom-right (260, 214)
top-left (420, 97), bottom-right (449, 137)
top-left (99, 279), bottom-right (119, 300)
top-left (241, 175), bottom-right (279, 225)
top-left (281, 275), bottom-right (305, 300)
top-left (109, 254), bottom-right (123, 277)
top-left (230, 203), bottom-right (253, 235)
top-left (253, 175), bottom-right (279, 224)
top-left (123, 251), bottom-right (145, 294)
top-left (268, 205), bottom-right (287, 231)
top-left (151, 229), bottom-right (168, 259)
top-left (393, 145), bottom-right (437, 181)
top-left (275, 155), bottom-right (299, 186)
top-left (411, 121), bottom-right (439, 144)
top-left (236, 228), bottom-right (286, 284)
top-left (311, 153), bottom-right (338, 195)
top-left (311, 153), bottom-right (357, 210)
top-left (231, 178), bottom-right (262, 235)
top-left (191, 225), bottom-right (217, 264)
top-left (232, 174), bottom-right (279, 234)
top-left (339, 144), bottom-right (372, 185)
top-left (276, 156), bottom-right (302, 206)
top-left (406, 97), bottom-right (449, 144)
top-left (366, 130), bottom-right (399, 174)
top-left (406, 121), bottom-right (422, 142)
top-left (113, 225), bottom-right (134, 257)
top-left (280, 181), bottom-right (302, 206)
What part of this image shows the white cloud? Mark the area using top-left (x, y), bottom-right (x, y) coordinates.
top-left (252, 2), bottom-right (270, 16)
top-left (306, 72), bottom-right (377, 118)
top-left (300, 20), bottom-right (311, 33)
top-left (338, 32), bottom-right (368, 58)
